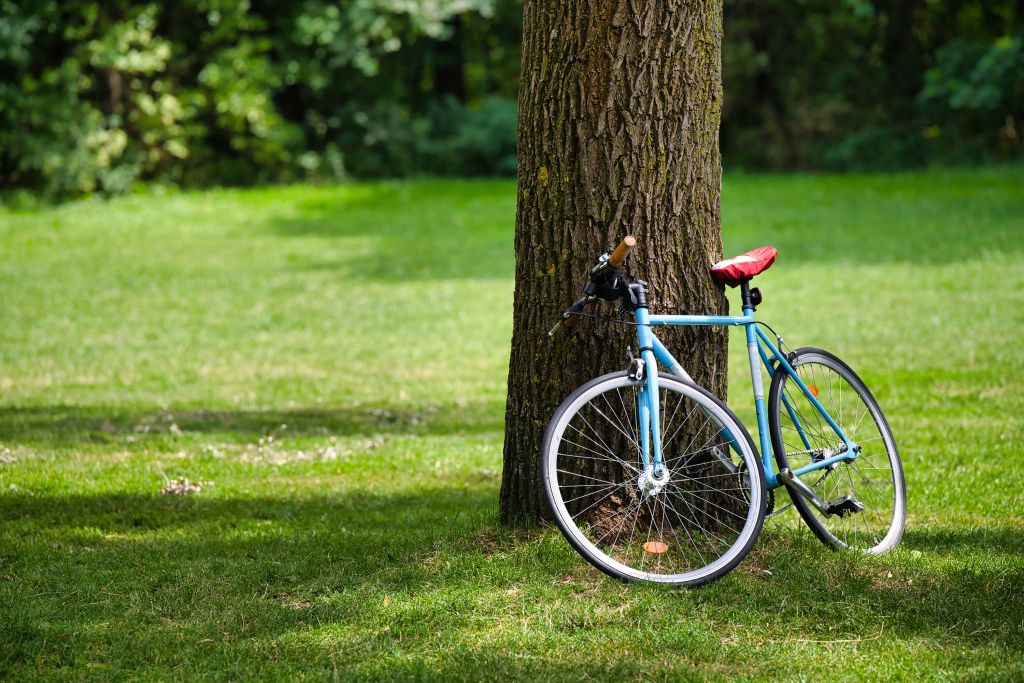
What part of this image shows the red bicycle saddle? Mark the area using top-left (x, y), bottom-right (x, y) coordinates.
top-left (710, 246), bottom-right (778, 287)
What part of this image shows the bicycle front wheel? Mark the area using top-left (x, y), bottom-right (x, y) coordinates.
top-left (768, 348), bottom-right (906, 553)
top-left (542, 372), bottom-right (766, 586)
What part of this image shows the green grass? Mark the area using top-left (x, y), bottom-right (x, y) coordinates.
top-left (1, 166), bottom-right (1022, 680)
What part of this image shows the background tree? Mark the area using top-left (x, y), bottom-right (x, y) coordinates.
top-left (1, 0), bottom-right (1020, 201)
top-left (499, 0), bottom-right (730, 524)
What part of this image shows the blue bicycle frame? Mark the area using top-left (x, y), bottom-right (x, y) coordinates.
top-left (633, 302), bottom-right (859, 490)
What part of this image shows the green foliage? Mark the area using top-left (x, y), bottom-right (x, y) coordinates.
top-left (0, 0), bottom-right (305, 197)
top-left (337, 96), bottom-right (516, 178)
top-left (919, 33), bottom-right (1024, 162)
top-left (0, 0), bottom-right (517, 198)
top-left (1, 0), bottom-right (1021, 197)
top-left (721, 0), bottom-right (1022, 170)
top-left (423, 96), bottom-right (518, 176)
top-left (291, 0), bottom-right (495, 79)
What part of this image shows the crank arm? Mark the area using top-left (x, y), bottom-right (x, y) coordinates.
top-left (777, 468), bottom-right (830, 514)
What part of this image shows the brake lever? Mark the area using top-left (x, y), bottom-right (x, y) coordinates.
top-left (590, 250), bottom-right (613, 275)
top-left (547, 295), bottom-right (594, 337)
top-left (549, 240), bottom-right (635, 338)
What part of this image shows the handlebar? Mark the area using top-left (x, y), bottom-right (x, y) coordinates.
top-left (548, 236), bottom-right (636, 336)
top-left (555, 295), bottom-right (593, 333)
top-left (607, 236), bottom-right (636, 268)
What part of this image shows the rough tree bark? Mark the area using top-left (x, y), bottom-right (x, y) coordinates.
top-left (500, 0), bottom-right (729, 525)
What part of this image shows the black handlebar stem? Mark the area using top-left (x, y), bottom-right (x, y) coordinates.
top-left (584, 262), bottom-right (628, 301)
top-left (626, 281), bottom-right (649, 309)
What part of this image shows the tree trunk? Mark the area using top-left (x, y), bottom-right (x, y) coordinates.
top-left (501, 0), bottom-right (729, 525)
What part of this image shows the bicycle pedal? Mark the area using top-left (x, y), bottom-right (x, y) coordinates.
top-left (824, 495), bottom-right (864, 518)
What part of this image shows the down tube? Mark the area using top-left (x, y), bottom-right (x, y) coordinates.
top-left (650, 332), bottom-right (747, 461)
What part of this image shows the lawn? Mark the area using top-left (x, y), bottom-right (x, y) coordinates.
top-left (1, 167), bottom-right (1022, 681)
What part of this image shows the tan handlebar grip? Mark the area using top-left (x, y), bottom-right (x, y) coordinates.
top-left (563, 314), bottom-right (582, 329)
top-left (608, 236), bottom-right (637, 267)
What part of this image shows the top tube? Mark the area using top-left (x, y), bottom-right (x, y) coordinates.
top-left (647, 313), bottom-right (754, 327)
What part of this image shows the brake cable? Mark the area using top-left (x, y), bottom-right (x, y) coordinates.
top-left (558, 310), bottom-right (643, 327)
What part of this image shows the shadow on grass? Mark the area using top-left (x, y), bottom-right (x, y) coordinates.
top-left (0, 401), bottom-right (504, 446)
top-left (0, 487), bottom-right (506, 674)
top-left (904, 524), bottom-right (1024, 555)
top-left (732, 526), bottom-right (1024, 651)
top-left (269, 180), bottom-right (515, 282)
top-left (2, 489), bottom-right (1023, 677)
top-left (263, 173), bottom-right (1024, 287)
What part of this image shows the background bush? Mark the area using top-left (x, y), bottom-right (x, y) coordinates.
top-left (0, 0), bottom-right (1020, 199)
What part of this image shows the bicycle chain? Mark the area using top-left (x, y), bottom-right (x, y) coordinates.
top-left (767, 495), bottom-right (792, 518)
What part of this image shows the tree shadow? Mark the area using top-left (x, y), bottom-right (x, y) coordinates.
top-left (0, 488), bottom-right (503, 673)
top-left (720, 169), bottom-right (1024, 266)
top-left (903, 524), bottom-right (1024, 555)
top-left (1, 489), bottom-right (1022, 677)
top-left (0, 401), bottom-right (504, 447)
top-left (733, 526), bottom-right (1024, 653)
top-left (269, 180), bottom-right (515, 282)
top-left (260, 173), bottom-right (1023, 285)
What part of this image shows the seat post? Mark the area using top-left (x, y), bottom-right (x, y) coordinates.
top-left (739, 280), bottom-right (754, 311)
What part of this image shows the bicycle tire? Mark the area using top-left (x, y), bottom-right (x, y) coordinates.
top-left (768, 348), bottom-right (906, 553)
top-left (542, 372), bottom-right (767, 586)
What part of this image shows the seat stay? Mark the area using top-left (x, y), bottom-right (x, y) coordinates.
top-left (754, 326), bottom-right (856, 453)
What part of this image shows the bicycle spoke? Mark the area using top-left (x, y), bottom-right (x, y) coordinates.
top-left (773, 356), bottom-right (903, 554)
top-left (547, 375), bottom-right (764, 583)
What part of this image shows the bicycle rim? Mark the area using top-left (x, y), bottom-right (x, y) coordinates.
top-left (770, 349), bottom-right (906, 553)
top-left (543, 373), bottom-right (766, 585)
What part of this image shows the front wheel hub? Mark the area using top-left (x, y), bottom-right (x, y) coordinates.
top-left (638, 466), bottom-right (670, 497)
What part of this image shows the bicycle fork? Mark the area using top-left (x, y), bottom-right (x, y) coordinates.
top-left (635, 307), bottom-right (666, 480)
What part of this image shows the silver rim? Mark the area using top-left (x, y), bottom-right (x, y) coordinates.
top-left (776, 354), bottom-right (905, 553)
top-left (544, 375), bottom-right (764, 584)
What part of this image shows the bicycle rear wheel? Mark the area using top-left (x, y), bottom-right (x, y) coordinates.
top-left (768, 348), bottom-right (906, 553)
top-left (542, 372), bottom-right (766, 586)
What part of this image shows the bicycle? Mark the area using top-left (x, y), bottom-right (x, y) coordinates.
top-left (543, 237), bottom-right (906, 586)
